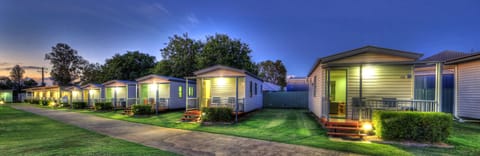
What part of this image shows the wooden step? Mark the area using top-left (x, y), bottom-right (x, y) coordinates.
top-left (326, 121), bottom-right (360, 127)
top-left (327, 132), bottom-right (367, 137)
top-left (326, 126), bottom-right (362, 131)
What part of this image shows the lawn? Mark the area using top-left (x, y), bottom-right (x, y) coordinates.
top-left (0, 104), bottom-right (178, 156)
top-left (27, 103), bottom-right (480, 156)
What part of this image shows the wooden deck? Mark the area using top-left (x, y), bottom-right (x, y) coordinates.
top-left (320, 117), bottom-right (368, 138)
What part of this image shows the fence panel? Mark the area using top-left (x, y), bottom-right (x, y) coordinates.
top-left (263, 91), bottom-right (308, 108)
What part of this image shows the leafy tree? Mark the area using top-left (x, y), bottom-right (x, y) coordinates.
top-left (102, 51), bottom-right (155, 81)
top-left (23, 78), bottom-right (38, 88)
top-left (80, 63), bottom-right (104, 85)
top-left (10, 65), bottom-right (25, 91)
top-left (258, 60), bottom-right (287, 89)
top-left (45, 43), bottom-right (88, 85)
top-left (158, 33), bottom-right (202, 77)
top-left (197, 34), bottom-right (258, 74)
top-left (0, 77), bottom-right (12, 90)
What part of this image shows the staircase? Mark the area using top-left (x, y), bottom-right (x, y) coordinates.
top-left (182, 110), bottom-right (201, 122)
top-left (322, 118), bottom-right (366, 138)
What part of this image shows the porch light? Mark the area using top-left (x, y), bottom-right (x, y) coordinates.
top-left (89, 89), bottom-right (95, 95)
top-left (217, 77), bottom-right (227, 85)
top-left (362, 66), bottom-right (376, 78)
top-left (0, 100), bottom-right (4, 104)
top-left (362, 122), bottom-right (373, 131)
top-left (149, 84), bottom-right (157, 92)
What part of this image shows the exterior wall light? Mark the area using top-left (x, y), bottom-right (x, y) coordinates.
top-left (362, 122), bottom-right (373, 131)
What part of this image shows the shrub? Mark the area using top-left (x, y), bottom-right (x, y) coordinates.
top-left (39, 100), bottom-right (48, 106)
top-left (30, 100), bottom-right (39, 104)
top-left (94, 102), bottom-right (113, 111)
top-left (132, 105), bottom-right (153, 115)
top-left (373, 110), bottom-right (452, 143)
top-left (201, 107), bottom-right (233, 122)
top-left (72, 102), bottom-right (87, 109)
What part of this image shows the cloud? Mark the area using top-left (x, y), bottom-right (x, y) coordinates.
top-left (187, 14), bottom-right (200, 24)
top-left (0, 65), bottom-right (44, 71)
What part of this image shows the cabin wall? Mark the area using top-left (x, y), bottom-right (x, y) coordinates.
top-left (244, 76), bottom-right (263, 112)
top-left (457, 60), bottom-right (480, 119)
top-left (308, 65), bottom-right (325, 118)
top-left (168, 81), bottom-right (185, 109)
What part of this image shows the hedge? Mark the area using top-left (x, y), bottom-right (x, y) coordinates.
top-left (132, 105), bottom-right (153, 115)
top-left (94, 102), bottom-right (113, 111)
top-left (373, 110), bottom-right (452, 143)
top-left (30, 100), bottom-right (40, 104)
top-left (201, 107), bottom-right (233, 122)
top-left (72, 102), bottom-right (87, 109)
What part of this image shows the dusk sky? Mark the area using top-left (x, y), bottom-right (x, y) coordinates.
top-left (1, 0), bottom-right (480, 82)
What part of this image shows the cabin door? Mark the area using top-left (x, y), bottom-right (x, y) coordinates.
top-left (329, 69), bottom-right (347, 119)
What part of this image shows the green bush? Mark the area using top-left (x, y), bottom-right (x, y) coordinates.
top-left (94, 102), bottom-right (113, 111)
top-left (373, 110), bottom-right (452, 143)
top-left (132, 105), bottom-right (153, 115)
top-left (72, 102), bottom-right (87, 109)
top-left (30, 100), bottom-right (39, 104)
top-left (39, 100), bottom-right (48, 106)
top-left (201, 107), bottom-right (233, 122)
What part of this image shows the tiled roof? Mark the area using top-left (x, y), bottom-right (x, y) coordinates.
top-left (422, 50), bottom-right (470, 62)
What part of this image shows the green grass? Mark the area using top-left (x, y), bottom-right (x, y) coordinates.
top-left (25, 103), bottom-right (480, 156)
top-left (0, 104), bottom-right (178, 156)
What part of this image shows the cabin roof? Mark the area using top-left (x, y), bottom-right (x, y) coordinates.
top-left (308, 46), bottom-right (423, 76)
top-left (135, 74), bottom-right (190, 83)
top-left (102, 80), bottom-right (137, 86)
top-left (81, 83), bottom-right (103, 89)
top-left (445, 52), bottom-right (480, 64)
top-left (423, 50), bottom-right (470, 62)
top-left (193, 65), bottom-right (263, 81)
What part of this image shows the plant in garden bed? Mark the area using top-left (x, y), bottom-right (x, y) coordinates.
top-left (373, 110), bottom-right (453, 143)
top-left (132, 105), bottom-right (153, 116)
top-left (201, 107), bottom-right (233, 123)
top-left (94, 102), bottom-right (113, 111)
top-left (72, 102), bottom-right (87, 109)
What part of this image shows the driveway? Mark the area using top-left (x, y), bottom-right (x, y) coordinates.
top-left (12, 105), bottom-right (358, 156)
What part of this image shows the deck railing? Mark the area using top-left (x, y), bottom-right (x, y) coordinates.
top-left (186, 97), bottom-right (246, 112)
top-left (352, 99), bottom-right (438, 121)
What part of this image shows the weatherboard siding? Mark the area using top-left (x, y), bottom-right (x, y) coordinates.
top-left (457, 60), bottom-right (480, 119)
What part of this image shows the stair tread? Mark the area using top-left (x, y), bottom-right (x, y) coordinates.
top-left (326, 126), bottom-right (362, 130)
top-left (327, 132), bottom-right (367, 136)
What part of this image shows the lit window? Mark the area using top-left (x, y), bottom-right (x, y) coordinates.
top-left (188, 86), bottom-right (194, 97)
top-left (178, 86), bottom-right (183, 98)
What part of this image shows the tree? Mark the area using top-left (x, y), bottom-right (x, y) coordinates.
top-left (158, 33), bottom-right (203, 77)
top-left (80, 63), bottom-right (104, 85)
top-left (258, 60), bottom-right (287, 89)
top-left (0, 77), bottom-right (12, 90)
top-left (45, 43), bottom-right (88, 85)
top-left (197, 34), bottom-right (258, 74)
top-left (23, 78), bottom-right (38, 88)
top-left (10, 65), bottom-right (25, 91)
top-left (102, 51), bottom-right (156, 81)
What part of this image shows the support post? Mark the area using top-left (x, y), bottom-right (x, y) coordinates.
top-left (326, 69), bottom-right (330, 122)
top-left (114, 88), bottom-right (117, 111)
top-left (235, 77), bottom-right (239, 123)
top-left (186, 78), bottom-right (189, 111)
top-left (359, 64), bottom-right (363, 121)
top-left (155, 83), bottom-right (159, 115)
top-left (435, 62), bottom-right (443, 112)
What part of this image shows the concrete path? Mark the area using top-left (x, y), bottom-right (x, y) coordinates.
top-left (12, 105), bottom-right (358, 156)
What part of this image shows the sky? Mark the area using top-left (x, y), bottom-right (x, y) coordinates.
top-left (1, 0), bottom-right (480, 82)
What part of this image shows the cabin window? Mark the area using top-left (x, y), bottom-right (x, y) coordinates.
top-left (249, 81), bottom-right (253, 97)
top-left (188, 86), bottom-right (194, 97)
top-left (314, 76), bottom-right (317, 97)
top-left (178, 86), bottom-right (183, 98)
top-left (255, 83), bottom-right (258, 95)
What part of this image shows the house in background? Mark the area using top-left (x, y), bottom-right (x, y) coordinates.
top-left (262, 82), bottom-right (281, 92)
top-left (81, 83), bottom-right (104, 106)
top-left (185, 65), bottom-right (263, 116)
top-left (136, 74), bottom-right (195, 112)
top-left (286, 76), bottom-right (308, 91)
top-left (103, 80), bottom-right (137, 108)
top-left (445, 52), bottom-right (480, 119)
top-left (0, 90), bottom-right (13, 103)
top-left (25, 86), bottom-right (66, 102)
top-left (414, 51), bottom-right (471, 114)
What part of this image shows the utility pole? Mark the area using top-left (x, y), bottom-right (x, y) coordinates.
top-left (37, 67), bottom-right (48, 86)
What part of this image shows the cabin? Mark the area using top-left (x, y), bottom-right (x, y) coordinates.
top-left (81, 83), bottom-right (105, 106)
top-left (0, 90), bottom-right (13, 103)
top-left (445, 53), bottom-right (480, 119)
top-left (64, 86), bottom-right (83, 103)
top-left (183, 65), bottom-right (263, 121)
top-left (136, 74), bottom-right (195, 111)
top-left (25, 86), bottom-right (65, 102)
top-left (102, 80), bottom-right (137, 108)
top-left (307, 46), bottom-right (445, 137)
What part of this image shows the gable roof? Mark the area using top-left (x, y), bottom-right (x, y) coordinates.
top-left (136, 74), bottom-right (188, 83)
top-left (102, 80), bottom-right (137, 86)
top-left (193, 65), bottom-right (263, 81)
top-left (422, 50), bottom-right (470, 62)
top-left (308, 46), bottom-right (423, 76)
top-left (81, 83), bottom-right (103, 89)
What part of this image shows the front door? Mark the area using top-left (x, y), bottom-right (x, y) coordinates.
top-left (329, 69), bottom-right (347, 119)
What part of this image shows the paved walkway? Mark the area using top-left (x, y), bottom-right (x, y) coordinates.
top-left (12, 105), bottom-right (358, 156)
